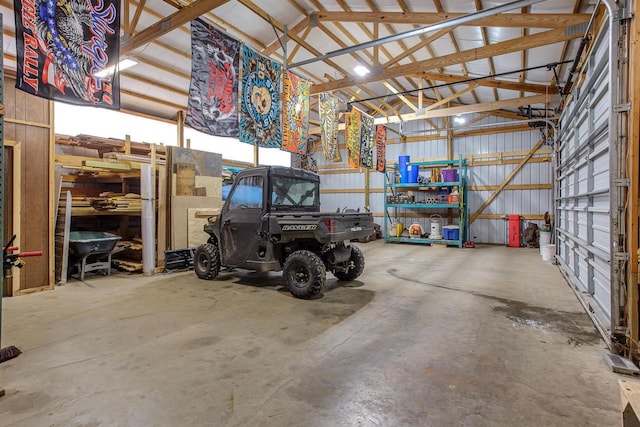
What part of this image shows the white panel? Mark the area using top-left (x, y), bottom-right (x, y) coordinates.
top-left (556, 24), bottom-right (612, 331)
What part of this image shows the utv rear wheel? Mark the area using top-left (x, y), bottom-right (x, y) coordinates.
top-left (334, 245), bottom-right (365, 281)
top-left (194, 243), bottom-right (220, 280)
top-left (283, 250), bottom-right (326, 299)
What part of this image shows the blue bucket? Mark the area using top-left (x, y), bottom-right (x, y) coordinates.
top-left (407, 164), bottom-right (419, 183)
top-left (399, 156), bottom-right (410, 183)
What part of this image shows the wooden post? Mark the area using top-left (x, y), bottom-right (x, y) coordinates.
top-left (627, 0), bottom-right (640, 360)
top-left (254, 142), bottom-right (259, 166)
top-left (446, 116), bottom-right (453, 161)
top-left (186, 138), bottom-right (191, 149)
top-left (364, 169), bottom-right (370, 210)
top-left (48, 101), bottom-right (55, 287)
top-left (177, 111), bottom-right (184, 148)
top-left (124, 134), bottom-right (131, 155)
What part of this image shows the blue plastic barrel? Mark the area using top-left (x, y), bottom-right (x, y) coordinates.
top-left (398, 155), bottom-right (410, 183)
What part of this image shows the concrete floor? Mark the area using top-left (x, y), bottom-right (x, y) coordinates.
top-left (0, 242), bottom-right (624, 426)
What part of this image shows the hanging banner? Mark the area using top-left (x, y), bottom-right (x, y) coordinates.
top-left (13, 0), bottom-right (120, 109)
top-left (239, 45), bottom-right (282, 148)
top-left (186, 19), bottom-right (240, 137)
top-left (346, 107), bottom-right (362, 169)
top-left (375, 125), bottom-right (387, 172)
top-left (319, 93), bottom-right (341, 162)
top-left (282, 71), bottom-right (311, 154)
top-left (360, 112), bottom-right (374, 169)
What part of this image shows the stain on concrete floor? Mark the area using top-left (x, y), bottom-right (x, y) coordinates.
top-left (388, 267), bottom-right (602, 345)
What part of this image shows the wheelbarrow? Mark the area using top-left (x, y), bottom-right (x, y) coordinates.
top-left (68, 231), bottom-right (123, 280)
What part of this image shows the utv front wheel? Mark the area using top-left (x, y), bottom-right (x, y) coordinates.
top-left (194, 243), bottom-right (221, 280)
top-left (334, 245), bottom-right (365, 281)
top-left (283, 250), bottom-right (326, 299)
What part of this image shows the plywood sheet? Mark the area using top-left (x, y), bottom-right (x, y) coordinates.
top-left (176, 162), bottom-right (195, 195)
top-left (171, 196), bottom-right (221, 249)
top-left (5, 77), bottom-right (51, 291)
top-left (188, 208), bottom-right (220, 248)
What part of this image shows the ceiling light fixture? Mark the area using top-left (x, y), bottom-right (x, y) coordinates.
top-left (95, 58), bottom-right (138, 78)
top-left (454, 114), bottom-right (466, 124)
top-left (353, 65), bottom-right (370, 77)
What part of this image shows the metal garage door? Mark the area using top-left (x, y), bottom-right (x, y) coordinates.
top-left (556, 24), bottom-right (613, 336)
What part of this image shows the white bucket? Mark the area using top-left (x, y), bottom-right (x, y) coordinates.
top-left (539, 231), bottom-right (551, 253)
top-left (430, 215), bottom-right (443, 239)
top-left (541, 244), bottom-right (555, 262)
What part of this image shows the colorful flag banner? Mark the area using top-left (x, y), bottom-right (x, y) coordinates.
top-left (346, 107), bottom-right (362, 169)
top-left (375, 125), bottom-right (387, 172)
top-left (282, 71), bottom-right (311, 154)
top-left (186, 19), bottom-right (240, 137)
top-left (14, 0), bottom-right (120, 108)
top-left (360, 112), bottom-right (374, 168)
top-left (239, 45), bottom-right (282, 148)
top-left (319, 93), bottom-right (341, 162)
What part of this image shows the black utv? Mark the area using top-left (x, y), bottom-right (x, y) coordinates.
top-left (194, 166), bottom-right (373, 299)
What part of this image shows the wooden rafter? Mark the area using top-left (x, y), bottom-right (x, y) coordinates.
top-left (382, 81), bottom-right (417, 112)
top-left (414, 72), bottom-right (556, 94)
top-left (424, 85), bottom-right (477, 112)
top-left (121, 0), bottom-right (231, 55)
top-left (378, 94), bottom-right (547, 124)
top-left (475, 0), bottom-right (499, 102)
top-left (127, 0), bottom-right (147, 37)
top-left (237, 0), bottom-right (352, 79)
top-left (263, 17), bottom-right (309, 56)
top-left (311, 27), bottom-right (581, 94)
top-left (431, 0), bottom-right (481, 106)
top-left (311, 94), bottom-right (547, 133)
top-left (314, 11), bottom-right (590, 28)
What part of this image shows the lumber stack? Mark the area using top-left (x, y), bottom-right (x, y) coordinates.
top-left (113, 239), bottom-right (143, 273)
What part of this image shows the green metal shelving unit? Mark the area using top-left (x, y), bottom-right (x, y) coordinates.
top-left (383, 156), bottom-right (468, 248)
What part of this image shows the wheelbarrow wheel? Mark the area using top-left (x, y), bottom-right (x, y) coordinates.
top-left (194, 243), bottom-right (220, 280)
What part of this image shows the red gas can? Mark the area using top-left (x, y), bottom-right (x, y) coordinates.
top-left (508, 215), bottom-right (521, 248)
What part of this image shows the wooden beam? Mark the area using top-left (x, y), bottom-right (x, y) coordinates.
top-left (310, 28), bottom-right (578, 94)
top-left (415, 70), bottom-right (557, 94)
top-left (470, 184), bottom-right (552, 191)
top-left (470, 138), bottom-right (545, 224)
top-left (237, 0), bottom-right (351, 78)
top-left (385, 28), bottom-right (452, 68)
top-left (382, 81), bottom-right (417, 112)
top-left (128, 0), bottom-right (147, 37)
top-left (121, 0), bottom-right (230, 55)
top-left (314, 11), bottom-right (590, 28)
top-left (425, 85), bottom-right (476, 111)
top-left (376, 94), bottom-right (547, 125)
top-left (627, 0), bottom-right (640, 358)
top-left (263, 17), bottom-right (309, 56)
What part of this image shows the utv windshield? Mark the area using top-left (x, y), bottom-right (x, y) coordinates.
top-left (271, 175), bottom-right (319, 209)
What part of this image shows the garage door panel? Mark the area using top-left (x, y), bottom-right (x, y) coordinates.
top-left (556, 23), bottom-right (612, 335)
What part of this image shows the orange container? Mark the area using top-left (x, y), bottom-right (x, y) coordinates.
top-left (448, 194), bottom-right (459, 204)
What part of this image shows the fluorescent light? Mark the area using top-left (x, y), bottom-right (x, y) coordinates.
top-left (94, 58), bottom-right (138, 78)
top-left (353, 65), bottom-right (370, 76)
top-left (454, 114), bottom-right (466, 124)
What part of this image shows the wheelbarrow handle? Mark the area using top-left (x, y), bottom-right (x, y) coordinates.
top-left (18, 251), bottom-right (43, 257)
top-left (5, 246), bottom-right (18, 252)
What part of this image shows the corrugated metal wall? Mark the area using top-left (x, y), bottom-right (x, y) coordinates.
top-left (556, 23), bottom-right (612, 332)
top-left (315, 114), bottom-right (552, 245)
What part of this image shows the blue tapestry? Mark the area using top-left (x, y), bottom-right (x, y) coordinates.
top-left (239, 45), bottom-right (281, 148)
